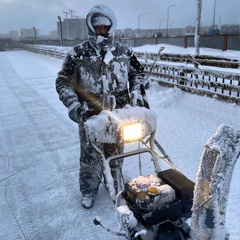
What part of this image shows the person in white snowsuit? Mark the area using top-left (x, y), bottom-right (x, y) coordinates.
top-left (56, 4), bottom-right (148, 209)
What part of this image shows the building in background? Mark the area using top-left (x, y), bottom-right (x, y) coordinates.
top-left (8, 30), bottom-right (19, 40)
top-left (49, 30), bottom-right (58, 39)
top-left (1, 22), bottom-right (239, 41)
top-left (221, 24), bottom-right (240, 34)
top-left (57, 17), bottom-right (87, 40)
top-left (20, 28), bottom-right (39, 40)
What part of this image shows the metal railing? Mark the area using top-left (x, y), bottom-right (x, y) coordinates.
top-left (121, 34), bottom-right (240, 51)
top-left (134, 51), bottom-right (239, 69)
top-left (23, 44), bottom-right (240, 104)
top-left (1, 33), bottom-right (239, 51)
top-left (143, 62), bottom-right (240, 104)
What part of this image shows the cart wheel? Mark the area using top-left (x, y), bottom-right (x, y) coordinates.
top-left (156, 222), bottom-right (182, 240)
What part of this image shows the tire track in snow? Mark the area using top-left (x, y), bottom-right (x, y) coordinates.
top-left (0, 56), bottom-right (49, 239)
top-left (0, 52), bottom-right (105, 239)
top-left (5, 182), bottom-right (41, 240)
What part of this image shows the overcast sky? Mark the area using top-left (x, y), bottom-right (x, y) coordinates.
top-left (0, 0), bottom-right (239, 35)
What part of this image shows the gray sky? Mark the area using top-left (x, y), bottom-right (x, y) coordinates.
top-left (0, 0), bottom-right (239, 35)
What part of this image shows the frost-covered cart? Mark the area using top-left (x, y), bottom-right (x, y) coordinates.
top-left (84, 105), bottom-right (160, 200)
top-left (84, 105), bottom-right (240, 240)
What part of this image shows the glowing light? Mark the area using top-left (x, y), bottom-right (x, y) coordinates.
top-left (122, 122), bottom-right (143, 142)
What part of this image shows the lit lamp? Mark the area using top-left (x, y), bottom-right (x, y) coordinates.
top-left (122, 122), bottom-right (143, 142)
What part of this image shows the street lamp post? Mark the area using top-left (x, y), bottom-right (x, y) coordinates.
top-left (195, 0), bottom-right (202, 57)
top-left (170, 22), bottom-right (175, 28)
top-left (166, 5), bottom-right (175, 37)
top-left (212, 0), bottom-right (217, 33)
top-left (159, 19), bottom-right (165, 32)
top-left (33, 26), bottom-right (37, 44)
top-left (57, 16), bottom-right (63, 46)
top-left (170, 21), bottom-right (175, 36)
top-left (138, 13), bottom-right (147, 38)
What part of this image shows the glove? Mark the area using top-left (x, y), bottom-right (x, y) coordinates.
top-left (130, 91), bottom-right (138, 107)
top-left (81, 109), bottom-right (96, 119)
top-left (68, 102), bottom-right (96, 123)
top-left (130, 85), bottom-right (149, 108)
top-left (68, 102), bottom-right (82, 123)
top-left (130, 90), bottom-right (143, 107)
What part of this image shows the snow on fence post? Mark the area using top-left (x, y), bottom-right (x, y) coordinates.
top-left (190, 125), bottom-right (240, 240)
top-left (194, 0), bottom-right (202, 57)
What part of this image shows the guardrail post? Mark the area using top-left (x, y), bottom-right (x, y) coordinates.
top-left (184, 36), bottom-right (187, 48)
top-left (223, 35), bottom-right (228, 51)
top-left (155, 35), bottom-right (158, 45)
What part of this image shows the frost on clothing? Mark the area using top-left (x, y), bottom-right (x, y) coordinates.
top-left (55, 3), bottom-right (148, 205)
top-left (56, 3), bottom-right (147, 112)
top-left (86, 4), bottom-right (117, 50)
top-left (56, 41), bottom-right (146, 112)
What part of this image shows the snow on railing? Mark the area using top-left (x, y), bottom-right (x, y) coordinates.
top-left (24, 44), bottom-right (240, 104)
top-left (142, 62), bottom-right (240, 104)
top-left (23, 44), bottom-right (70, 59)
top-left (135, 51), bottom-right (239, 69)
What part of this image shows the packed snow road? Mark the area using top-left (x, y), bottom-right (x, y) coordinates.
top-left (0, 50), bottom-right (120, 240)
top-left (0, 50), bottom-right (239, 240)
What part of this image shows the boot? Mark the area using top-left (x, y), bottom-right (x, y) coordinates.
top-left (81, 193), bottom-right (96, 209)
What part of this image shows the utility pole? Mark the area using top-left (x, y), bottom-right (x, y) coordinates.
top-left (57, 16), bottom-right (63, 46)
top-left (166, 5), bottom-right (175, 37)
top-left (212, 0), bottom-right (217, 33)
top-left (159, 19), bottom-right (165, 33)
top-left (33, 26), bottom-right (37, 44)
top-left (138, 13), bottom-right (147, 38)
top-left (195, 0), bottom-right (202, 58)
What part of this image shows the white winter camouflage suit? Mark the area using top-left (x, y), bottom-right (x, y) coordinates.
top-left (56, 5), bottom-right (148, 195)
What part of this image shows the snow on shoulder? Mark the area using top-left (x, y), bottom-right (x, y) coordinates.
top-left (84, 105), bottom-right (157, 143)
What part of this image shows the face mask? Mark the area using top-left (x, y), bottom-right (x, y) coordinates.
top-left (96, 35), bottom-right (108, 43)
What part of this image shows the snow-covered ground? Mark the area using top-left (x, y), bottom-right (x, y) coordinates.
top-left (0, 45), bottom-right (239, 239)
top-left (134, 44), bottom-right (240, 61)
